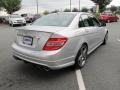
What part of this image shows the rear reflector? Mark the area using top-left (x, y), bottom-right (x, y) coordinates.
top-left (43, 37), bottom-right (68, 51)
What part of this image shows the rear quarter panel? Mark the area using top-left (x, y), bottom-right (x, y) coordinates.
top-left (56, 27), bottom-right (89, 60)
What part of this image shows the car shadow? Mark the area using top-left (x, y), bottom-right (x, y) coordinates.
top-left (87, 43), bottom-right (109, 62)
top-left (15, 62), bottom-right (75, 80)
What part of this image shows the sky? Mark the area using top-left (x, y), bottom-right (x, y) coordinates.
top-left (15, 0), bottom-right (120, 14)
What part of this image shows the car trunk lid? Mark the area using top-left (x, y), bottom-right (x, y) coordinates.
top-left (16, 25), bottom-right (66, 51)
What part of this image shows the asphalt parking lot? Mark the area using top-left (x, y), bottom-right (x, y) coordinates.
top-left (0, 21), bottom-right (120, 90)
top-left (82, 21), bottom-right (120, 90)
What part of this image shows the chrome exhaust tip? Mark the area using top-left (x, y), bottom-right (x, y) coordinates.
top-left (33, 64), bottom-right (51, 71)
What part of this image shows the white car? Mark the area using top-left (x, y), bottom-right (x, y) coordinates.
top-left (12, 12), bottom-right (108, 70)
top-left (9, 15), bottom-right (26, 27)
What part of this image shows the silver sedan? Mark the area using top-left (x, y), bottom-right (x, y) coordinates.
top-left (12, 12), bottom-right (108, 70)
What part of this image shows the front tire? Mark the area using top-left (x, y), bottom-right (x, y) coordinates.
top-left (75, 44), bottom-right (88, 69)
top-left (102, 32), bottom-right (108, 45)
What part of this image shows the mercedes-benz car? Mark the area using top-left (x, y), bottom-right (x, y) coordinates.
top-left (9, 15), bottom-right (26, 27)
top-left (12, 12), bottom-right (108, 70)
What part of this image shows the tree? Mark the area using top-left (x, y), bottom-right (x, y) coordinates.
top-left (116, 10), bottom-right (120, 15)
top-left (64, 8), bottom-right (71, 12)
top-left (0, 0), bottom-right (21, 14)
top-left (115, 6), bottom-right (120, 15)
top-left (81, 7), bottom-right (89, 12)
top-left (0, 0), bottom-right (3, 10)
top-left (91, 0), bottom-right (112, 12)
top-left (110, 6), bottom-right (117, 13)
top-left (43, 10), bottom-right (49, 15)
top-left (72, 8), bottom-right (79, 12)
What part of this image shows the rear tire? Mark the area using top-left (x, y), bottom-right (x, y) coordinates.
top-left (75, 44), bottom-right (88, 69)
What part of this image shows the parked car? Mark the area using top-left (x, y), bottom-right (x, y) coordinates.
top-left (0, 16), bottom-right (6, 23)
top-left (12, 12), bottom-right (108, 70)
top-left (9, 15), bottom-right (26, 27)
top-left (21, 14), bottom-right (34, 23)
top-left (33, 14), bottom-right (41, 21)
top-left (100, 13), bottom-right (119, 23)
top-left (3, 16), bottom-right (9, 23)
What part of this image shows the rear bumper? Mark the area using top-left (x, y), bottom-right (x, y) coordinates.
top-left (12, 43), bottom-right (75, 70)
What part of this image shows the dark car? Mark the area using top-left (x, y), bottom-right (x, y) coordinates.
top-left (33, 14), bottom-right (41, 21)
top-left (21, 14), bottom-right (34, 23)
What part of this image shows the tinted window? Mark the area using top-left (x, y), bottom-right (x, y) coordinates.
top-left (88, 16), bottom-right (100, 26)
top-left (92, 17), bottom-right (100, 26)
top-left (21, 14), bottom-right (27, 17)
top-left (32, 13), bottom-right (76, 27)
top-left (81, 15), bottom-right (89, 27)
top-left (78, 17), bottom-right (85, 28)
top-left (87, 17), bottom-right (94, 26)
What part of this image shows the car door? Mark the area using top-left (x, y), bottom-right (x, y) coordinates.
top-left (89, 16), bottom-right (105, 44)
top-left (80, 14), bottom-right (98, 51)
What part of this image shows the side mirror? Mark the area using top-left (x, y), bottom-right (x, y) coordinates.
top-left (100, 21), bottom-right (106, 27)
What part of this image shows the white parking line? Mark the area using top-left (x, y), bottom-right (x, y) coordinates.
top-left (76, 69), bottom-right (86, 90)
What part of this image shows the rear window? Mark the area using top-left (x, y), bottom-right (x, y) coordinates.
top-left (32, 13), bottom-right (76, 27)
top-left (21, 14), bottom-right (27, 17)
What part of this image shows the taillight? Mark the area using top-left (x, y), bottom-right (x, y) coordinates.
top-left (43, 37), bottom-right (68, 51)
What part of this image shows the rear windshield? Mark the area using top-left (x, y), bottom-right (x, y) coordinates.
top-left (32, 13), bottom-right (76, 27)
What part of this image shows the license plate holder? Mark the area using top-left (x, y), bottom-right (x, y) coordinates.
top-left (23, 36), bottom-right (33, 45)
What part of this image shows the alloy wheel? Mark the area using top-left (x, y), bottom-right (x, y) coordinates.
top-left (76, 45), bottom-right (88, 69)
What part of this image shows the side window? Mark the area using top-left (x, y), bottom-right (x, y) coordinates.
top-left (92, 17), bottom-right (100, 26)
top-left (81, 15), bottom-right (89, 27)
top-left (87, 17), bottom-right (94, 26)
top-left (88, 15), bottom-right (100, 26)
top-left (78, 17), bottom-right (85, 28)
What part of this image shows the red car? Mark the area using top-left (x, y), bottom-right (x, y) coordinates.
top-left (100, 13), bottom-right (119, 23)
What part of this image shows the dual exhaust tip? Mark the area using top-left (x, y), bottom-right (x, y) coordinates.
top-left (13, 55), bottom-right (51, 71)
